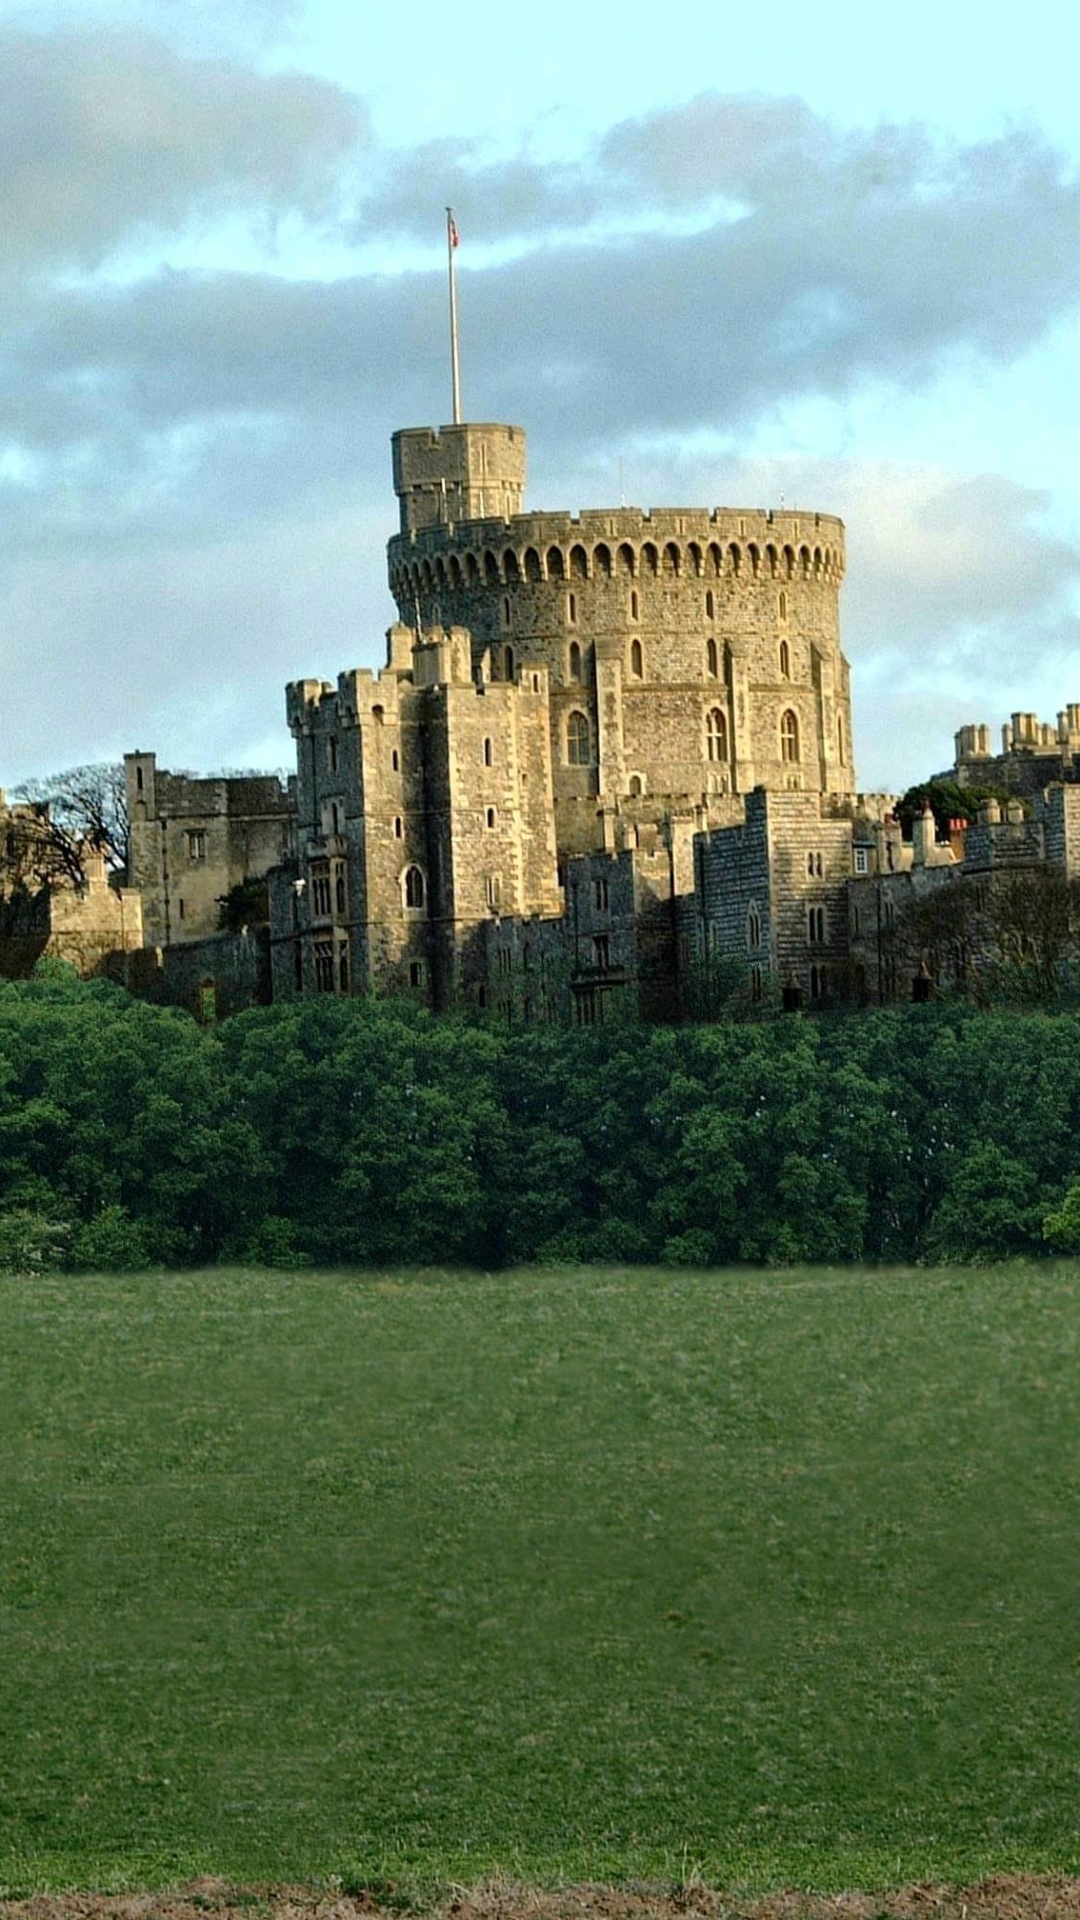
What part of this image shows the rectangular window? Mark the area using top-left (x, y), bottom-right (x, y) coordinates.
top-left (808, 904), bottom-right (826, 944)
top-left (310, 863), bottom-right (332, 918)
top-left (593, 934), bottom-right (610, 969)
top-left (593, 876), bottom-right (609, 912)
top-left (313, 940), bottom-right (335, 992)
top-left (485, 875), bottom-right (502, 910)
top-left (854, 847), bottom-right (869, 874)
top-left (409, 959), bottom-right (425, 989)
top-left (186, 829), bottom-right (206, 863)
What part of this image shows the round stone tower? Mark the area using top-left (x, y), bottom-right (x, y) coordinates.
top-left (388, 422), bottom-right (852, 856)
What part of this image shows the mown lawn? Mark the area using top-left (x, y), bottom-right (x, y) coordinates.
top-left (1, 1264), bottom-right (1079, 1894)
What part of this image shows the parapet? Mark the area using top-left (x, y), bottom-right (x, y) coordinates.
top-left (955, 723), bottom-right (991, 762)
top-left (392, 423), bottom-right (527, 534)
top-left (389, 508), bottom-right (845, 596)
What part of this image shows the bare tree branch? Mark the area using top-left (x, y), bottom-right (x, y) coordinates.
top-left (12, 763), bottom-right (129, 887)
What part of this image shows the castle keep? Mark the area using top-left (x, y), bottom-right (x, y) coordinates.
top-left (269, 418), bottom-right (864, 1017)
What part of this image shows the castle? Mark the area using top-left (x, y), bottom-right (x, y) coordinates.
top-left (263, 417), bottom-right (865, 1019)
top-left (8, 412), bottom-right (1080, 1018)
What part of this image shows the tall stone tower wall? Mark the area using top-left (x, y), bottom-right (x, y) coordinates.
top-left (387, 424), bottom-right (851, 858)
top-left (393, 424), bottom-right (526, 534)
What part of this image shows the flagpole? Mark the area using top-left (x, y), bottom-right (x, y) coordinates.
top-left (446, 206), bottom-right (462, 425)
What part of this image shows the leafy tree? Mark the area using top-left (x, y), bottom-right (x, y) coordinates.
top-left (217, 876), bottom-right (270, 932)
top-left (1043, 1179), bottom-right (1080, 1252)
top-left (896, 778), bottom-right (1019, 840)
top-left (0, 1206), bottom-right (73, 1272)
top-left (923, 1140), bottom-right (1047, 1261)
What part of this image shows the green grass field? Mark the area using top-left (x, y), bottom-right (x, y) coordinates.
top-left (2, 1264), bottom-right (1080, 1895)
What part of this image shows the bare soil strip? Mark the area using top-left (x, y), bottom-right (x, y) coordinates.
top-left (4, 1878), bottom-right (1080, 1920)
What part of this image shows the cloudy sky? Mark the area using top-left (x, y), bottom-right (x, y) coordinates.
top-left (2, 0), bottom-right (1079, 793)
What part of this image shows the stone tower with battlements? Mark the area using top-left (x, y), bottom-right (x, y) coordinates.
top-left (388, 421), bottom-right (853, 860)
top-left (269, 417), bottom-right (856, 1017)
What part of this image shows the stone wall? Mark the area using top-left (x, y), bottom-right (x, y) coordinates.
top-left (0, 846), bottom-right (142, 979)
top-left (126, 753), bottom-right (294, 946)
top-left (273, 623), bottom-right (561, 1012)
top-left (125, 927), bottom-right (271, 1020)
top-left (696, 789), bottom-right (856, 1007)
top-left (387, 423), bottom-right (853, 861)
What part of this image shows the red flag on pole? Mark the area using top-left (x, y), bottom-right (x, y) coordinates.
top-left (448, 212), bottom-right (459, 249)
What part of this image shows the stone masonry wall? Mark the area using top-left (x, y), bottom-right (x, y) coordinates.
top-left (387, 424), bottom-right (852, 864)
top-left (126, 753), bottom-right (293, 947)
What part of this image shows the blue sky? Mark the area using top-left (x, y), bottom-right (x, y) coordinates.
top-left (2, 0), bottom-right (1079, 793)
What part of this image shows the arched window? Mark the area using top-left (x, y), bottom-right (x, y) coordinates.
top-left (567, 592), bottom-right (577, 624)
top-left (780, 709), bottom-right (800, 762)
top-left (547, 546), bottom-right (565, 580)
top-left (403, 865), bottom-right (425, 910)
top-left (779, 638), bottom-right (790, 679)
top-left (483, 737), bottom-right (493, 766)
top-left (570, 544), bottom-right (588, 580)
top-left (630, 638), bottom-right (643, 679)
top-left (502, 596), bottom-right (511, 627)
top-left (706, 708), bottom-right (728, 762)
top-left (628, 773), bottom-right (644, 797)
top-left (486, 807), bottom-right (496, 830)
top-left (706, 637), bottom-right (718, 678)
top-left (504, 644), bottom-right (514, 680)
top-left (747, 902), bottom-right (762, 951)
top-left (567, 711), bottom-right (591, 766)
top-left (630, 589), bottom-right (639, 621)
top-left (705, 589), bottom-right (714, 619)
top-left (568, 640), bottom-right (582, 682)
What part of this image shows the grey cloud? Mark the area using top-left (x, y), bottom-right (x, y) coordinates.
top-left (3, 77), bottom-right (1080, 792)
top-left (604, 445), bottom-right (1080, 788)
top-left (0, 502), bottom-right (395, 783)
top-left (0, 27), bottom-right (366, 271)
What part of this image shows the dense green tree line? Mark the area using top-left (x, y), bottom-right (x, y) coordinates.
top-left (2, 965), bottom-right (1080, 1269)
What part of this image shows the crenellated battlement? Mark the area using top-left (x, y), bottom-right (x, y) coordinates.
top-left (388, 505), bottom-right (845, 596)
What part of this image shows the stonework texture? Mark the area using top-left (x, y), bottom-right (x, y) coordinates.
top-left (271, 418), bottom-right (864, 1019)
top-left (126, 754), bottom-right (294, 947)
top-left (0, 801), bottom-right (143, 980)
